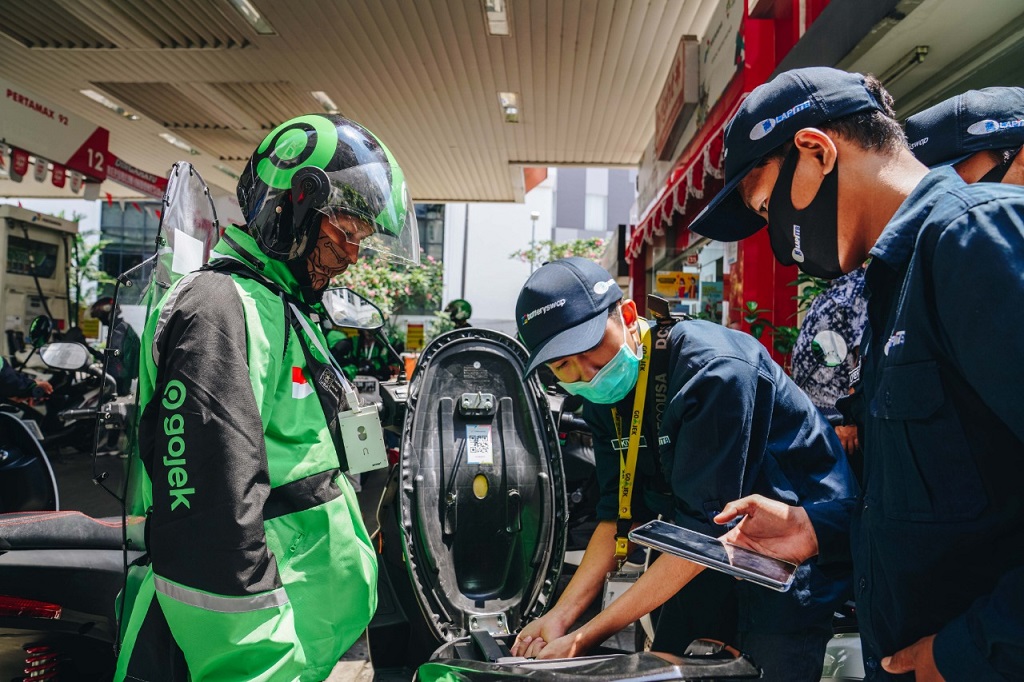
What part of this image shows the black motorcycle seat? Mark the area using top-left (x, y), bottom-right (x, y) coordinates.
top-left (0, 511), bottom-right (146, 551)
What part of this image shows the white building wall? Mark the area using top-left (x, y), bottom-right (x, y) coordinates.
top-left (441, 175), bottom-right (555, 336)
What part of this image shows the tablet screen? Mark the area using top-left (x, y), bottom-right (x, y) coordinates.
top-left (628, 520), bottom-right (797, 592)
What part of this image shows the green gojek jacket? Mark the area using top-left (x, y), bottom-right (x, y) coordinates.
top-left (116, 226), bottom-right (377, 682)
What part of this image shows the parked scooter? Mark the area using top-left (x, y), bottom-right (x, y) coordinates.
top-left (0, 365), bottom-right (59, 513)
top-left (363, 326), bottom-right (763, 681)
top-left (9, 316), bottom-right (118, 454)
top-left (0, 340), bottom-right (144, 680)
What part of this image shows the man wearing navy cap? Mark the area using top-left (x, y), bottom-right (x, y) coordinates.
top-left (694, 68), bottom-right (1024, 680)
top-left (906, 86), bottom-right (1024, 185)
top-left (510, 257), bottom-right (857, 681)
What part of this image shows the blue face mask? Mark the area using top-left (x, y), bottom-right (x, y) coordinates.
top-left (558, 311), bottom-right (641, 404)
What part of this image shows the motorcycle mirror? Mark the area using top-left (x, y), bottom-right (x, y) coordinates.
top-left (810, 330), bottom-right (848, 368)
top-left (38, 342), bottom-right (92, 371)
top-left (321, 287), bottom-right (385, 331)
top-left (27, 316), bottom-right (54, 347)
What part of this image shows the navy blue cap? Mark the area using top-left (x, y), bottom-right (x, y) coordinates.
top-left (689, 67), bottom-right (886, 242)
top-left (905, 87), bottom-right (1024, 167)
top-left (516, 257), bottom-right (622, 375)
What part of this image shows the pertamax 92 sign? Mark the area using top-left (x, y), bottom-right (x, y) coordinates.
top-left (1, 76), bottom-right (110, 182)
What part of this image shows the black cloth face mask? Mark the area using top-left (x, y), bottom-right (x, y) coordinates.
top-left (767, 146), bottom-right (845, 280)
top-left (978, 146), bottom-right (1020, 183)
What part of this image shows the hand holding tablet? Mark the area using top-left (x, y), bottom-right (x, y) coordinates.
top-left (628, 519), bottom-right (798, 592)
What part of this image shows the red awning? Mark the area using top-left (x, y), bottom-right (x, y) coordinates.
top-left (626, 86), bottom-right (745, 263)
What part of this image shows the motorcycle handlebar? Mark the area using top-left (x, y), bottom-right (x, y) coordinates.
top-left (558, 411), bottom-right (591, 432)
top-left (59, 408), bottom-right (100, 422)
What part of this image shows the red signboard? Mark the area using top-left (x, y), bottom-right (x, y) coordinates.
top-left (654, 35), bottom-right (699, 161)
top-left (105, 154), bottom-right (168, 199)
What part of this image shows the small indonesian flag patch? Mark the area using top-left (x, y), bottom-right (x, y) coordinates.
top-left (292, 366), bottom-right (314, 399)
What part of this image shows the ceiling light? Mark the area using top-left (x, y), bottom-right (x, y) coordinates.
top-left (80, 89), bottom-right (140, 120)
top-left (227, 0), bottom-right (276, 35)
top-left (215, 164), bottom-right (240, 180)
top-left (483, 0), bottom-right (510, 36)
top-left (879, 45), bottom-right (929, 88)
top-left (311, 91), bottom-right (340, 115)
top-left (498, 91), bottom-right (520, 123)
top-left (159, 133), bottom-right (200, 156)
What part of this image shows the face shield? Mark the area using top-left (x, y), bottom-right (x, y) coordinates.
top-left (314, 162), bottom-right (420, 265)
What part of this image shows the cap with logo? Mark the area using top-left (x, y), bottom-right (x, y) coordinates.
top-left (688, 67), bottom-right (885, 242)
top-left (516, 257), bottom-right (622, 376)
top-left (905, 87), bottom-right (1024, 168)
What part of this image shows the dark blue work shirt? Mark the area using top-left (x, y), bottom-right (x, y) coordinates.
top-left (588, 320), bottom-right (857, 634)
top-left (853, 167), bottom-right (1024, 680)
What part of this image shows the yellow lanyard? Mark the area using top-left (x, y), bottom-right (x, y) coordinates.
top-left (610, 319), bottom-right (652, 559)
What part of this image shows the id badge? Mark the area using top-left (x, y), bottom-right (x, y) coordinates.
top-left (337, 406), bottom-right (389, 475)
top-left (602, 570), bottom-right (640, 610)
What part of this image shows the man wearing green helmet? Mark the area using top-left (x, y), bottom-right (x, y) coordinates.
top-left (444, 298), bottom-right (473, 329)
top-left (115, 114), bottom-right (416, 681)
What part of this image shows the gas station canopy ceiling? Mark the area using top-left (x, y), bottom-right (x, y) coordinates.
top-left (0, 0), bottom-right (722, 202)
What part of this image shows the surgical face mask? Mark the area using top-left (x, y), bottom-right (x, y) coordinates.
top-left (767, 147), bottom-right (845, 280)
top-left (558, 311), bottom-right (641, 404)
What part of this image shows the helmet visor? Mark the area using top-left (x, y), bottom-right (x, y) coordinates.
top-left (315, 163), bottom-right (420, 265)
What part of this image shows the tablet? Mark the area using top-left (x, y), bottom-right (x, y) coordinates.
top-left (628, 519), bottom-right (798, 592)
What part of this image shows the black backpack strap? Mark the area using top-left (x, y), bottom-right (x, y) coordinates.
top-left (203, 258), bottom-right (295, 360)
top-left (204, 257), bottom-right (354, 473)
top-left (646, 294), bottom-right (679, 439)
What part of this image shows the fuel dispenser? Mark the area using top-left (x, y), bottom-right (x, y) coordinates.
top-left (0, 205), bottom-right (78, 358)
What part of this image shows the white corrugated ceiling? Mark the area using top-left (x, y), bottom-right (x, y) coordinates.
top-left (0, 0), bottom-right (717, 201)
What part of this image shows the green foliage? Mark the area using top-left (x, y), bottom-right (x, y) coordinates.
top-left (66, 213), bottom-right (116, 322)
top-left (744, 273), bottom-right (831, 358)
top-left (742, 300), bottom-right (799, 359)
top-left (333, 253), bottom-right (444, 318)
top-left (509, 237), bottom-right (608, 267)
top-left (381, 317), bottom-right (407, 350)
top-left (789, 272), bottom-right (831, 314)
top-left (426, 309), bottom-right (458, 343)
top-left (692, 301), bottom-right (721, 323)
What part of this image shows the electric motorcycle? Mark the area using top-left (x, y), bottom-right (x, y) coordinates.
top-left (0, 339), bottom-right (145, 680)
top-left (363, 326), bottom-right (762, 680)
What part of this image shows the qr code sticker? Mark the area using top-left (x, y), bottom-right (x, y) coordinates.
top-left (465, 424), bottom-right (493, 464)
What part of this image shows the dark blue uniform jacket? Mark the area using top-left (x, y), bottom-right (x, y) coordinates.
top-left (852, 167), bottom-right (1024, 680)
top-left (588, 320), bottom-right (857, 634)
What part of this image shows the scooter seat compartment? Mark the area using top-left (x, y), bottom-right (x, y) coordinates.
top-left (0, 511), bottom-right (145, 551)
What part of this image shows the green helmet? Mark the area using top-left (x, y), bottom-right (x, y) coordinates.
top-left (237, 113), bottom-right (419, 264)
top-left (445, 299), bottom-right (472, 322)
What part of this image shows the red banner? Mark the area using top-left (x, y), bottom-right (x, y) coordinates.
top-left (105, 154), bottom-right (168, 199)
top-left (12, 147), bottom-right (28, 177)
top-left (51, 163), bottom-right (66, 188)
